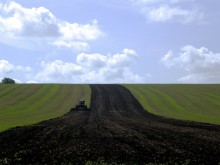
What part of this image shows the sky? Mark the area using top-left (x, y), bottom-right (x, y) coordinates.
top-left (0, 0), bottom-right (220, 84)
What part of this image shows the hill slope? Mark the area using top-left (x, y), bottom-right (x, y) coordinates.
top-left (124, 84), bottom-right (220, 124)
top-left (0, 84), bottom-right (91, 132)
top-left (0, 85), bottom-right (219, 164)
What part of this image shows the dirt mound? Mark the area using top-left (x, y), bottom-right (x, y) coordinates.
top-left (0, 85), bottom-right (220, 164)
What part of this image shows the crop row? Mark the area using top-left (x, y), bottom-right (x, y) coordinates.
top-left (0, 84), bottom-right (219, 132)
top-left (0, 84), bottom-right (91, 132)
top-left (124, 84), bottom-right (220, 124)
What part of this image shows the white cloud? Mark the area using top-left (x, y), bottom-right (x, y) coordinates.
top-left (76, 48), bottom-right (137, 68)
top-left (0, 60), bottom-right (32, 75)
top-left (0, 1), bottom-right (102, 50)
top-left (77, 53), bottom-right (107, 68)
top-left (36, 60), bottom-right (85, 82)
top-left (35, 49), bottom-right (148, 83)
top-left (161, 45), bottom-right (220, 83)
top-left (0, 60), bottom-right (32, 83)
top-left (26, 80), bottom-right (39, 84)
top-left (52, 40), bottom-right (89, 51)
top-left (130, 0), bottom-right (204, 23)
top-left (59, 20), bottom-right (101, 41)
top-left (0, 60), bottom-right (14, 74)
top-left (178, 73), bottom-right (220, 84)
top-left (147, 5), bottom-right (191, 23)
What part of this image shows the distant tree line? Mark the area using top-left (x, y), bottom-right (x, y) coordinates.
top-left (1, 77), bottom-right (16, 84)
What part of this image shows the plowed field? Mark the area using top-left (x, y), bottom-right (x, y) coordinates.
top-left (0, 85), bottom-right (219, 164)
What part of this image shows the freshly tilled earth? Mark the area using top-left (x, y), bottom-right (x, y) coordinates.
top-left (0, 85), bottom-right (220, 164)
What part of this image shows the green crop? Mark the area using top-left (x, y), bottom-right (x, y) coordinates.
top-left (124, 84), bottom-right (220, 124)
top-left (0, 84), bottom-right (91, 132)
top-left (1, 84), bottom-right (219, 132)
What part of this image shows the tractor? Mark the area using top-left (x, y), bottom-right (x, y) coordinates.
top-left (71, 100), bottom-right (90, 111)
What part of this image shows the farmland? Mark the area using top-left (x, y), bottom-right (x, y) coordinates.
top-left (124, 84), bottom-right (220, 124)
top-left (0, 84), bottom-right (91, 132)
top-left (0, 84), bottom-right (219, 164)
top-left (1, 84), bottom-right (220, 133)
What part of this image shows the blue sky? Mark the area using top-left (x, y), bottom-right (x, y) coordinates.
top-left (0, 0), bottom-right (220, 83)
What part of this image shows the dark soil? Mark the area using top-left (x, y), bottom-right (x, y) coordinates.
top-left (0, 85), bottom-right (220, 165)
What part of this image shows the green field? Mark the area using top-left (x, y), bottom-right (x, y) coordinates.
top-left (124, 84), bottom-right (220, 124)
top-left (1, 84), bottom-right (220, 132)
top-left (0, 84), bottom-right (91, 132)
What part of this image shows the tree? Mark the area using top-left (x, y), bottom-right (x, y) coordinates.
top-left (1, 77), bottom-right (16, 84)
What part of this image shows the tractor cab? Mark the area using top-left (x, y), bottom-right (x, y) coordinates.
top-left (79, 100), bottom-right (85, 106)
top-left (71, 100), bottom-right (90, 111)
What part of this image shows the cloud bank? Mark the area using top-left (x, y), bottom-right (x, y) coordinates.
top-left (130, 0), bottom-right (204, 24)
top-left (0, 1), bottom-right (102, 51)
top-left (35, 49), bottom-right (147, 83)
top-left (0, 60), bottom-right (32, 83)
top-left (0, 60), bottom-right (31, 74)
top-left (161, 45), bottom-right (220, 83)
